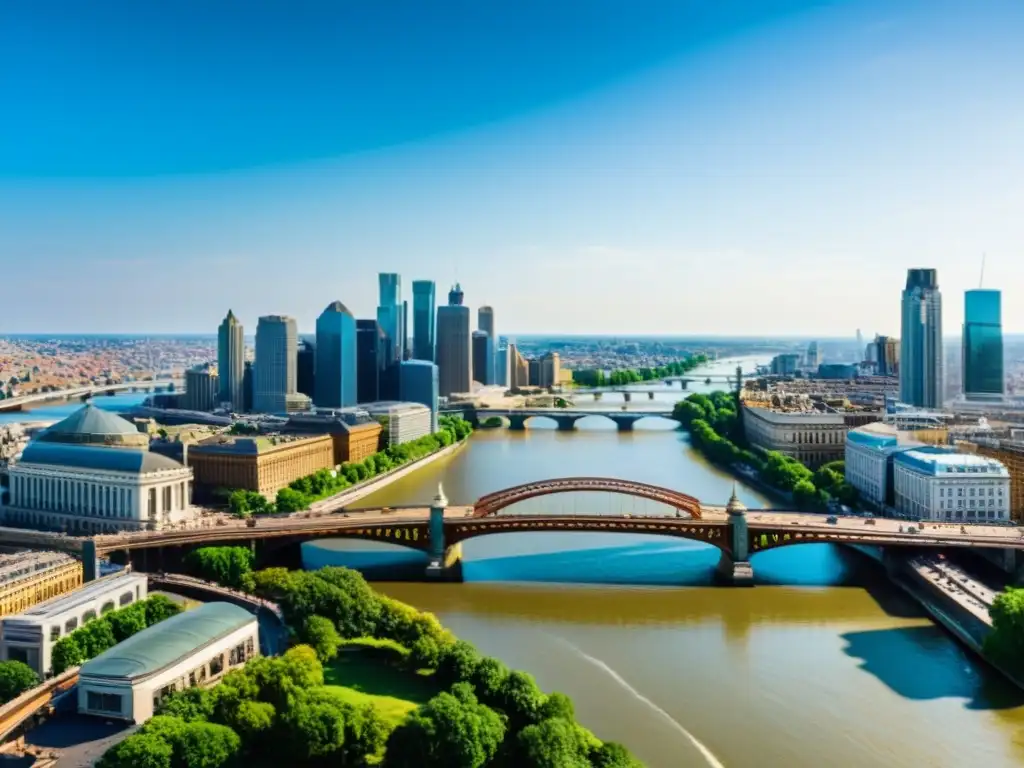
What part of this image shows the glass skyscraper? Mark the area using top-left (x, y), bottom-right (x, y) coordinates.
top-left (217, 309), bottom-right (245, 412)
top-left (963, 289), bottom-right (1003, 400)
top-left (412, 280), bottom-right (436, 362)
top-left (314, 301), bottom-right (358, 409)
top-left (356, 319), bottom-right (386, 403)
top-left (400, 359), bottom-right (439, 433)
top-left (899, 268), bottom-right (943, 409)
top-left (376, 273), bottom-right (403, 364)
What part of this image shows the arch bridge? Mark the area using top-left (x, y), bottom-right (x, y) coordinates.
top-left (476, 407), bottom-right (675, 432)
top-left (472, 477), bottom-right (702, 519)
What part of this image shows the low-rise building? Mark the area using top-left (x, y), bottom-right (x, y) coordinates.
top-left (187, 433), bottom-right (334, 500)
top-left (283, 411), bottom-right (383, 465)
top-left (958, 436), bottom-right (1024, 524)
top-left (359, 402), bottom-right (433, 445)
top-left (0, 571), bottom-right (147, 676)
top-left (844, 423), bottom-right (923, 507)
top-left (0, 551), bottom-right (82, 619)
top-left (893, 446), bottom-right (1009, 522)
top-left (183, 364), bottom-right (219, 412)
top-left (78, 602), bottom-right (259, 723)
top-left (741, 399), bottom-right (875, 468)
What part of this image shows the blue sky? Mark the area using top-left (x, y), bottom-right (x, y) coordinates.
top-left (2, 1), bottom-right (1023, 336)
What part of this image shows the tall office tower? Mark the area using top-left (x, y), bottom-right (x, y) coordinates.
top-left (540, 352), bottom-right (561, 388)
top-left (253, 315), bottom-right (299, 414)
top-left (478, 306), bottom-right (495, 338)
top-left (871, 335), bottom-right (900, 377)
top-left (508, 342), bottom-right (528, 389)
top-left (495, 339), bottom-right (510, 388)
top-left (242, 361), bottom-right (253, 412)
top-left (856, 329), bottom-right (864, 360)
top-left (184, 364), bottom-right (219, 411)
top-left (217, 310), bottom-right (245, 411)
top-left (356, 319), bottom-right (386, 403)
top-left (472, 331), bottom-right (494, 385)
top-left (296, 339), bottom-right (316, 399)
top-left (900, 268), bottom-right (943, 408)
top-left (412, 280), bottom-right (436, 362)
top-left (315, 301), bottom-right (358, 409)
top-left (376, 273), bottom-right (403, 364)
top-left (805, 341), bottom-right (820, 368)
top-left (402, 300), bottom-right (410, 360)
top-left (436, 285), bottom-right (472, 397)
top-left (963, 289), bottom-right (1004, 400)
top-left (400, 360), bottom-right (440, 433)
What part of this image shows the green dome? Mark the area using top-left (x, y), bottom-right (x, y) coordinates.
top-left (36, 403), bottom-right (149, 449)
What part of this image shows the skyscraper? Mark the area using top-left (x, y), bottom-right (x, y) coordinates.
top-left (495, 338), bottom-right (510, 388)
top-left (400, 360), bottom-right (439, 433)
top-left (376, 273), bottom-right (403, 365)
top-left (472, 331), bottom-right (493, 385)
top-left (900, 268), bottom-right (943, 408)
top-left (402, 300), bottom-right (409, 360)
top-left (963, 289), bottom-right (1003, 400)
top-left (217, 310), bottom-right (245, 412)
top-left (315, 301), bottom-right (358, 409)
top-left (412, 280), bottom-right (436, 362)
top-left (296, 338), bottom-right (316, 399)
top-left (356, 319), bottom-right (386, 403)
top-left (436, 284), bottom-right (471, 397)
top-left (805, 341), bottom-right (820, 368)
top-left (478, 306), bottom-right (494, 338)
top-left (254, 315), bottom-right (300, 414)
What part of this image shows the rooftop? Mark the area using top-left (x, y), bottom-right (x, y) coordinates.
top-left (7, 572), bottom-right (147, 621)
top-left (19, 441), bottom-right (186, 474)
top-left (190, 432), bottom-right (330, 455)
top-left (895, 445), bottom-right (1009, 476)
top-left (0, 551), bottom-right (76, 587)
top-left (80, 602), bottom-right (256, 682)
top-left (359, 400), bottom-right (432, 415)
top-left (35, 404), bottom-right (149, 449)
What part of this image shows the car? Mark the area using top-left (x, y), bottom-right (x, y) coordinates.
top-left (826, 516), bottom-right (838, 525)
top-left (864, 518), bottom-right (876, 525)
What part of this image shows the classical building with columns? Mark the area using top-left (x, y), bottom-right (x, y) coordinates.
top-left (2, 404), bottom-right (195, 534)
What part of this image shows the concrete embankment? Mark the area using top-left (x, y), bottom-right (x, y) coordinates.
top-left (310, 439), bottom-right (467, 512)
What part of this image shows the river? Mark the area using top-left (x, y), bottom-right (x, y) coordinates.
top-left (303, 357), bottom-right (1024, 767)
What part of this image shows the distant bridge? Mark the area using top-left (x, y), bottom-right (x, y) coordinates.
top-left (476, 406), bottom-right (675, 431)
top-left (0, 379), bottom-right (185, 412)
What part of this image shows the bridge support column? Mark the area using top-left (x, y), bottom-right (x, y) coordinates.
top-left (425, 485), bottom-right (462, 581)
top-left (555, 416), bottom-right (577, 431)
top-left (613, 417), bottom-right (639, 432)
top-left (82, 540), bottom-right (99, 582)
top-left (507, 414), bottom-right (528, 430)
top-left (717, 489), bottom-right (753, 586)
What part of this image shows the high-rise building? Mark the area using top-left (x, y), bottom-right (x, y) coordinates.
top-left (856, 329), bottom-right (864, 359)
top-left (402, 300), bottom-right (409, 360)
top-left (376, 273), bottom-right (403, 365)
top-left (436, 285), bottom-right (471, 397)
top-left (963, 289), bottom-right (1003, 400)
top-left (184, 364), bottom-right (219, 412)
top-left (472, 331), bottom-right (493, 385)
top-left (900, 268), bottom-right (943, 408)
top-left (242, 361), bottom-right (253, 412)
top-left (540, 352), bottom-right (561, 388)
top-left (412, 280), bottom-right (436, 362)
top-left (400, 360), bottom-right (439, 433)
top-left (869, 335), bottom-right (900, 377)
top-left (296, 339), bottom-right (316, 399)
top-left (254, 315), bottom-right (301, 414)
top-left (478, 306), bottom-right (494, 338)
top-left (356, 319), bottom-right (386, 404)
top-left (805, 341), bottom-right (820, 368)
top-left (217, 310), bottom-right (245, 412)
top-left (495, 339), bottom-right (510, 388)
top-left (315, 301), bottom-right (358, 409)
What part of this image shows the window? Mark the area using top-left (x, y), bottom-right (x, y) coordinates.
top-left (210, 655), bottom-right (224, 676)
top-left (82, 610), bottom-right (96, 624)
top-left (148, 488), bottom-right (157, 519)
top-left (65, 618), bottom-right (78, 634)
top-left (86, 691), bottom-right (123, 714)
top-left (101, 601), bottom-right (115, 615)
top-left (188, 671), bottom-right (196, 687)
top-left (50, 625), bottom-right (60, 642)
top-left (229, 643), bottom-right (246, 666)
top-left (119, 591), bottom-right (134, 607)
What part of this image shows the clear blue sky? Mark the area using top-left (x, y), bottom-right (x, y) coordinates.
top-left (2, 0), bottom-right (1023, 337)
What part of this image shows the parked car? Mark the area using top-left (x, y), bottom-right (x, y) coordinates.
top-left (826, 516), bottom-right (838, 525)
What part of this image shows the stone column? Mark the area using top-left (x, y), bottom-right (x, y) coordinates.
top-left (716, 487), bottom-right (754, 586)
top-left (426, 484), bottom-right (462, 581)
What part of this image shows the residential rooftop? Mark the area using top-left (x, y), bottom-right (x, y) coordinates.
top-left (895, 445), bottom-right (1009, 476)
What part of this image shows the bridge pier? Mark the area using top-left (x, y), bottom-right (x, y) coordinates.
top-left (506, 414), bottom-right (528, 430)
top-left (611, 416), bottom-right (641, 432)
top-left (425, 486), bottom-right (463, 582)
top-left (554, 415), bottom-right (579, 431)
top-left (717, 489), bottom-right (753, 586)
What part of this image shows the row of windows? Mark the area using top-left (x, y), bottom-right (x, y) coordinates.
top-left (939, 486), bottom-right (1003, 498)
top-left (150, 635), bottom-right (257, 711)
top-left (49, 590), bottom-right (135, 641)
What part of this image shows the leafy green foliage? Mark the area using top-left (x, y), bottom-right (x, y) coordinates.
top-left (301, 615), bottom-right (343, 663)
top-left (51, 595), bottom-right (182, 674)
top-left (572, 354), bottom-right (708, 387)
top-left (517, 717), bottom-right (594, 768)
top-left (185, 546), bottom-right (255, 590)
top-left (96, 733), bottom-right (174, 768)
top-left (985, 587), bottom-right (1024, 676)
top-left (0, 660), bottom-right (39, 704)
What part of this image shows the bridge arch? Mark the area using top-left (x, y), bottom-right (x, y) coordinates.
top-left (473, 477), bottom-right (702, 519)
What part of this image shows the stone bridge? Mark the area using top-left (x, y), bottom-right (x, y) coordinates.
top-left (476, 407), bottom-right (675, 432)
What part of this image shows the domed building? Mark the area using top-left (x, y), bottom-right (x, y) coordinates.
top-left (3, 404), bottom-right (194, 534)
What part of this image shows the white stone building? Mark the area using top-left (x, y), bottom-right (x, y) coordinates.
top-left (893, 446), bottom-right (1010, 522)
top-left (741, 402), bottom-right (858, 468)
top-left (0, 571), bottom-right (148, 676)
top-left (361, 401), bottom-right (433, 445)
top-left (78, 602), bottom-right (259, 723)
top-left (3, 404), bottom-right (195, 534)
top-left (844, 422), bottom-right (923, 507)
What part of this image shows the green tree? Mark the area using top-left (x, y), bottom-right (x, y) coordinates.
top-left (341, 701), bottom-right (390, 764)
top-left (436, 640), bottom-right (481, 685)
top-left (227, 490), bottom-right (251, 516)
top-left (591, 741), bottom-right (644, 767)
top-left (225, 699), bottom-right (276, 740)
top-left (77, 619), bottom-right (116, 657)
top-left (517, 717), bottom-right (592, 768)
top-left (185, 546), bottom-right (255, 590)
top-left (279, 693), bottom-right (347, 761)
top-left (97, 733), bottom-right (173, 768)
top-left (300, 615), bottom-right (342, 663)
top-left (51, 635), bottom-right (85, 674)
top-left (384, 684), bottom-right (506, 768)
top-left (275, 487), bottom-right (309, 513)
top-left (157, 686), bottom-right (215, 722)
top-left (107, 602), bottom-right (148, 642)
top-left (470, 656), bottom-right (509, 702)
top-left (986, 587), bottom-right (1024, 673)
top-left (793, 479), bottom-right (819, 510)
top-left (0, 660), bottom-right (39, 704)
top-left (539, 691), bottom-right (574, 721)
top-left (495, 670), bottom-right (545, 732)
top-left (145, 595), bottom-right (183, 626)
top-left (174, 721), bottom-right (242, 768)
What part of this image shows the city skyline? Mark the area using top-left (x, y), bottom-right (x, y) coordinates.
top-left (3, 2), bottom-right (1024, 335)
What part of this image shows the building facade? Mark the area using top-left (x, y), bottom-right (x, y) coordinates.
top-left (187, 433), bottom-right (335, 499)
top-left (400, 360), bottom-right (439, 433)
top-left (900, 268), bottom-right (943, 409)
top-left (217, 310), bottom-right (245, 412)
top-left (478, 306), bottom-right (494, 338)
top-left (436, 290), bottom-right (472, 397)
top-left (508, 343), bottom-right (529, 390)
top-left (844, 422), bottom-right (922, 507)
top-left (315, 301), bottom-right (358, 409)
top-left (4, 405), bottom-right (195, 534)
top-left (0, 552), bottom-right (82, 620)
top-left (540, 352), bottom-right (561, 388)
top-left (472, 331), bottom-right (493, 386)
top-left (805, 341), bottom-right (820, 368)
top-left (741, 403), bottom-right (858, 468)
top-left (283, 412), bottom-right (382, 465)
top-left (254, 315), bottom-right (303, 414)
top-left (360, 402), bottom-right (433, 445)
top-left (960, 437), bottom-right (1024, 523)
top-left (894, 446), bottom-right (1009, 522)
top-left (963, 289), bottom-right (1003, 400)
top-left (412, 280), bottom-right (436, 362)
top-left (78, 602), bottom-right (259, 724)
top-left (770, 354), bottom-right (800, 376)
top-left (868, 335), bottom-right (900, 377)
top-left (184, 365), bottom-right (219, 412)
top-left (356, 319), bottom-right (385, 404)
top-left (296, 339), bottom-right (316, 399)
top-left (377, 273), bottom-right (404, 365)
top-left (495, 340), bottom-right (510, 388)
top-left (1, 572), bottom-right (147, 675)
